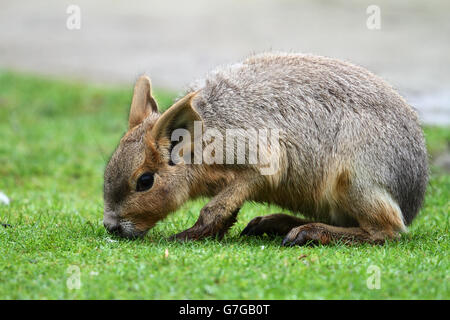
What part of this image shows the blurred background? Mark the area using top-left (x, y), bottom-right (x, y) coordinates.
top-left (1, 0), bottom-right (449, 124)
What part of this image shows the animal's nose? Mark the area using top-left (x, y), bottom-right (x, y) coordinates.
top-left (103, 221), bottom-right (121, 234)
top-left (103, 210), bottom-right (121, 234)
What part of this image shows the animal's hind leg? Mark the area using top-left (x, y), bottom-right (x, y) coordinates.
top-left (282, 189), bottom-right (406, 246)
top-left (282, 223), bottom-right (375, 246)
top-left (240, 213), bottom-right (312, 237)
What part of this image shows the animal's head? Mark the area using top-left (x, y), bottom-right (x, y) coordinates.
top-left (103, 75), bottom-right (201, 238)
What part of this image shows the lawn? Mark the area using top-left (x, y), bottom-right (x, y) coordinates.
top-left (0, 71), bottom-right (448, 299)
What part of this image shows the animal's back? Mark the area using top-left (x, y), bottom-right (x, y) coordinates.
top-left (191, 52), bottom-right (428, 226)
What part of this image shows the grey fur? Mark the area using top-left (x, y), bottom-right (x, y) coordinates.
top-left (189, 52), bottom-right (428, 225)
top-left (103, 52), bottom-right (429, 241)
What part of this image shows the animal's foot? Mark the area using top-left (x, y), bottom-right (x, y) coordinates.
top-left (241, 213), bottom-right (309, 237)
top-left (240, 216), bottom-right (281, 237)
top-left (169, 227), bottom-right (206, 241)
top-left (168, 224), bottom-right (225, 242)
top-left (282, 225), bottom-right (325, 246)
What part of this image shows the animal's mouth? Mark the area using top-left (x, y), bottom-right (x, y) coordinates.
top-left (104, 218), bottom-right (148, 239)
top-left (109, 225), bottom-right (148, 240)
top-left (116, 228), bottom-right (147, 239)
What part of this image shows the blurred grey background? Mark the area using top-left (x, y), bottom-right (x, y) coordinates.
top-left (0, 0), bottom-right (449, 124)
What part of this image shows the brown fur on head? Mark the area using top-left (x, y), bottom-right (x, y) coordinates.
top-left (103, 75), bottom-right (201, 238)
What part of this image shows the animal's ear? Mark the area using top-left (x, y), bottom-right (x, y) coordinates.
top-left (128, 75), bottom-right (159, 129)
top-left (151, 92), bottom-right (202, 143)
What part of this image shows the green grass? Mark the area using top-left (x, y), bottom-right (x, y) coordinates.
top-left (0, 71), bottom-right (448, 299)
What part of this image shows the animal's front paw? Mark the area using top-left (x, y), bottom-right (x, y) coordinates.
top-left (168, 225), bottom-right (220, 242)
top-left (169, 228), bottom-right (201, 242)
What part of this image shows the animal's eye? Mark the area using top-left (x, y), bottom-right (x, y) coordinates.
top-left (136, 172), bottom-right (154, 192)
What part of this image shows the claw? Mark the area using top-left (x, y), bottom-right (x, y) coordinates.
top-left (282, 228), bottom-right (309, 246)
top-left (240, 226), bottom-right (251, 237)
top-left (240, 216), bottom-right (263, 237)
top-left (168, 230), bottom-right (195, 242)
top-left (281, 238), bottom-right (292, 247)
top-left (240, 225), bottom-right (258, 237)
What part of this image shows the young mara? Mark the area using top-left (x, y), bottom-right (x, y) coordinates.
top-left (103, 53), bottom-right (428, 246)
